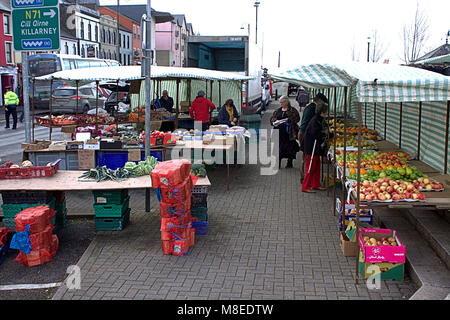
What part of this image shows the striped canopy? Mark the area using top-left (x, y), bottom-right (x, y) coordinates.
top-left (270, 62), bottom-right (450, 103)
top-left (36, 65), bottom-right (254, 82)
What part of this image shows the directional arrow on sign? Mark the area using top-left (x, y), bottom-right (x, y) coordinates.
top-left (43, 8), bottom-right (56, 18)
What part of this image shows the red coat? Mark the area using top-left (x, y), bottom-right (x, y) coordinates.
top-left (189, 97), bottom-right (216, 123)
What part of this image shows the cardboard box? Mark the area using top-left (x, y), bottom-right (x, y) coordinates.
top-left (21, 140), bottom-right (51, 151)
top-left (66, 141), bottom-right (84, 150)
top-left (61, 125), bottom-right (77, 133)
top-left (48, 141), bottom-right (67, 151)
top-left (359, 228), bottom-right (406, 264)
top-left (83, 140), bottom-right (100, 150)
top-left (210, 135), bottom-right (235, 146)
top-left (358, 250), bottom-right (404, 280)
top-left (340, 232), bottom-right (359, 257)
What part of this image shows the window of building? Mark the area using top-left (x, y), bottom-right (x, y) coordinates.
top-left (73, 44), bottom-right (76, 55)
top-left (133, 25), bottom-right (136, 38)
top-left (81, 45), bottom-right (85, 57)
top-left (5, 42), bottom-right (13, 64)
top-left (88, 23), bottom-right (92, 40)
top-left (127, 36), bottom-right (130, 49)
top-left (95, 25), bottom-right (98, 42)
top-left (101, 28), bottom-right (105, 42)
top-left (3, 14), bottom-right (11, 35)
top-left (80, 21), bottom-right (84, 38)
top-left (65, 42), bottom-right (69, 54)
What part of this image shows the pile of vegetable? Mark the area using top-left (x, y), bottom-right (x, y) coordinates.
top-left (348, 166), bottom-right (426, 182)
top-left (79, 166), bottom-right (136, 182)
top-left (124, 156), bottom-right (159, 177)
top-left (191, 163), bottom-right (207, 177)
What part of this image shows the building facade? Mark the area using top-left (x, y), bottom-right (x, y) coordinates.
top-left (119, 25), bottom-right (133, 66)
top-left (99, 14), bottom-right (119, 61)
top-left (0, 2), bottom-right (18, 101)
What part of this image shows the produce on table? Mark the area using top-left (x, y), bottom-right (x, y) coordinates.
top-left (333, 126), bottom-right (379, 141)
top-left (336, 151), bottom-right (410, 169)
top-left (362, 235), bottom-right (398, 247)
top-left (353, 178), bottom-right (426, 201)
top-left (191, 163), bottom-right (207, 177)
top-left (330, 137), bottom-right (377, 150)
top-left (21, 160), bottom-right (33, 167)
top-left (124, 156), bottom-right (159, 177)
top-left (79, 166), bottom-right (136, 182)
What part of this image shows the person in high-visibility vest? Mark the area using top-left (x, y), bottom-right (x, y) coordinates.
top-left (3, 86), bottom-right (19, 130)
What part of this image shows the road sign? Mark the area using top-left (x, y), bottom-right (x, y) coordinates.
top-left (11, 5), bottom-right (60, 51)
top-left (11, 0), bottom-right (59, 9)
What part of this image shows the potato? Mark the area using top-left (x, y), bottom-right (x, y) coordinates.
top-left (21, 160), bottom-right (33, 167)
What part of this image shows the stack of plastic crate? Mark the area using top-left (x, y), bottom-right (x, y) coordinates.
top-left (151, 159), bottom-right (196, 256)
top-left (191, 185), bottom-right (208, 235)
top-left (92, 190), bottom-right (130, 231)
top-left (13, 205), bottom-right (58, 267)
top-left (1, 191), bottom-right (56, 231)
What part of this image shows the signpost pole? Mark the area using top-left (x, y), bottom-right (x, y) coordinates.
top-left (22, 52), bottom-right (31, 143)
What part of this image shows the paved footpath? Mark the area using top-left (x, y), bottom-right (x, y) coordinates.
top-left (53, 99), bottom-right (417, 300)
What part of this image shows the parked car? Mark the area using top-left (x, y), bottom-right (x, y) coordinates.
top-left (51, 86), bottom-right (107, 114)
top-left (104, 91), bottom-right (130, 114)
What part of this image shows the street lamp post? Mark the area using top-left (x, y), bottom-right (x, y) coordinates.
top-left (254, 1), bottom-right (260, 44)
top-left (367, 37), bottom-right (371, 62)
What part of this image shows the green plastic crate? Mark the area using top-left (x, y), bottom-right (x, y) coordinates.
top-left (2, 217), bottom-right (16, 232)
top-left (93, 196), bottom-right (130, 218)
top-left (93, 189), bottom-right (129, 205)
top-left (191, 207), bottom-right (208, 221)
top-left (95, 208), bottom-right (130, 231)
top-left (1, 198), bottom-right (56, 219)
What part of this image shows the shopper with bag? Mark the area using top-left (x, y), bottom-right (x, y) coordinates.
top-left (301, 103), bottom-right (329, 193)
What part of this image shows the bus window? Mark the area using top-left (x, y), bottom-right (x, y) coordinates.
top-left (77, 60), bottom-right (90, 68)
top-left (28, 57), bottom-right (59, 77)
top-left (62, 59), bottom-right (71, 70)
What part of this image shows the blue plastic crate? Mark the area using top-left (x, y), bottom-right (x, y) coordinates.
top-left (192, 220), bottom-right (208, 235)
top-left (97, 150), bottom-right (163, 169)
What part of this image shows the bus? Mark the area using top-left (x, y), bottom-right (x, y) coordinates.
top-left (28, 53), bottom-right (120, 109)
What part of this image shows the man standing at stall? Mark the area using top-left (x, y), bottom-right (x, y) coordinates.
top-left (160, 90), bottom-right (174, 113)
top-left (189, 90), bottom-right (216, 132)
top-left (3, 86), bottom-right (19, 130)
top-left (298, 93), bottom-right (328, 181)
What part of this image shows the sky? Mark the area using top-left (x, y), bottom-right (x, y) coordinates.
top-left (100, 0), bottom-right (449, 72)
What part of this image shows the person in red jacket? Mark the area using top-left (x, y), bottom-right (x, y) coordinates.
top-left (189, 90), bottom-right (216, 132)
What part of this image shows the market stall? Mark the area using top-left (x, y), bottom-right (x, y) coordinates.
top-left (270, 61), bottom-right (450, 282)
top-left (24, 66), bottom-right (254, 171)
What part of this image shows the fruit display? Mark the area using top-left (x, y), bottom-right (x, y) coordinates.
top-left (352, 178), bottom-right (427, 201)
top-left (334, 126), bottom-right (379, 141)
top-left (362, 235), bottom-right (398, 247)
top-left (330, 137), bottom-right (377, 150)
top-left (336, 151), bottom-right (410, 170)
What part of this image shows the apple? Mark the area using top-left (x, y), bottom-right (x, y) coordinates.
top-left (363, 236), bottom-right (370, 242)
top-left (412, 193), bottom-right (419, 200)
top-left (399, 194), bottom-right (406, 200)
top-left (423, 178), bottom-right (430, 184)
top-left (381, 237), bottom-right (388, 242)
top-left (418, 177), bottom-right (424, 183)
top-left (418, 193), bottom-right (426, 201)
top-left (397, 187), bottom-right (404, 194)
top-left (360, 193), bottom-right (365, 201)
top-left (375, 188), bottom-right (381, 194)
top-left (378, 193), bottom-right (386, 201)
top-left (387, 186), bottom-right (394, 193)
top-left (387, 237), bottom-right (395, 242)
top-left (377, 178), bottom-right (384, 184)
top-left (380, 185), bottom-right (387, 192)
top-left (383, 241), bottom-right (390, 246)
top-left (406, 183), bottom-right (414, 191)
top-left (381, 182), bottom-right (389, 187)
top-left (425, 184), bottom-right (433, 190)
top-left (363, 180), bottom-right (371, 187)
top-left (390, 241), bottom-right (398, 246)
top-left (365, 195), bottom-right (373, 201)
top-left (392, 194), bottom-right (401, 201)
top-left (384, 178), bottom-right (390, 183)
top-left (385, 193), bottom-right (391, 200)
top-left (366, 187), bottom-right (373, 192)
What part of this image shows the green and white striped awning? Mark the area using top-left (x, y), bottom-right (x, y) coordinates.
top-left (36, 65), bottom-right (254, 82)
top-left (270, 62), bottom-right (450, 103)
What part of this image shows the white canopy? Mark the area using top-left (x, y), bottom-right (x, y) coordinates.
top-left (36, 65), bottom-right (254, 82)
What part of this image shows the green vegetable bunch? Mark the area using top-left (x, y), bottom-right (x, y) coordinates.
top-left (124, 156), bottom-right (159, 177)
top-left (191, 163), bottom-right (207, 177)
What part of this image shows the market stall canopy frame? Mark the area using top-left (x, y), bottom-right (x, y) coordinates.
top-left (35, 66), bottom-right (255, 82)
top-left (269, 62), bottom-right (450, 103)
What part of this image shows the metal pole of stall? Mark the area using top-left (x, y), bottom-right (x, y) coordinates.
top-left (175, 79), bottom-right (180, 129)
top-left (340, 87), bottom-right (348, 230)
top-left (95, 81), bottom-right (99, 131)
top-left (32, 78), bottom-right (35, 142)
top-left (326, 88), bottom-right (331, 195)
top-left (384, 102), bottom-right (387, 140)
top-left (399, 102), bottom-right (403, 148)
top-left (444, 100), bottom-right (450, 175)
top-left (417, 102), bottom-right (422, 159)
top-left (355, 101), bottom-right (362, 285)
top-left (332, 87), bottom-right (337, 217)
top-left (373, 103), bottom-right (376, 131)
top-left (364, 103), bottom-right (367, 127)
top-left (49, 78), bottom-right (53, 141)
top-left (76, 80), bottom-right (79, 115)
top-left (22, 52), bottom-right (31, 143)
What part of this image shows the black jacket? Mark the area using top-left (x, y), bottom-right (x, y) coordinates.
top-left (301, 114), bottom-right (326, 156)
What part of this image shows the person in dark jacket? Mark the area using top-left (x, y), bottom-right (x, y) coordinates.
top-left (159, 90), bottom-right (174, 113)
top-left (270, 95), bottom-right (300, 169)
top-left (218, 99), bottom-right (239, 126)
top-left (298, 92), bottom-right (328, 181)
top-left (301, 103), bottom-right (329, 193)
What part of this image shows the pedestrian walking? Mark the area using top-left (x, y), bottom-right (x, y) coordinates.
top-left (189, 90), bottom-right (216, 132)
top-left (298, 93), bottom-right (329, 181)
top-left (270, 95), bottom-right (300, 169)
top-left (3, 86), bottom-right (19, 130)
top-left (301, 103), bottom-right (329, 193)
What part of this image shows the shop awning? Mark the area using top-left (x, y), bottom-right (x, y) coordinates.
top-left (36, 66), bottom-right (254, 82)
top-left (269, 62), bottom-right (450, 103)
top-left (410, 53), bottom-right (450, 65)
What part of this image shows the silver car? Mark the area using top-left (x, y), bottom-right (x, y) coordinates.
top-left (50, 86), bottom-right (107, 114)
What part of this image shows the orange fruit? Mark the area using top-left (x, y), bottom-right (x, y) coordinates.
top-left (361, 168), bottom-right (367, 174)
top-left (349, 168), bottom-right (356, 174)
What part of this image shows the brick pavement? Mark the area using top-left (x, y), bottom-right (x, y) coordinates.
top-left (52, 99), bottom-right (417, 300)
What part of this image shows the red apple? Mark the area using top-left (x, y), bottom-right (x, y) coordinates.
top-left (418, 193), bottom-right (426, 201)
top-left (378, 193), bottom-right (386, 201)
top-left (387, 186), bottom-right (394, 193)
